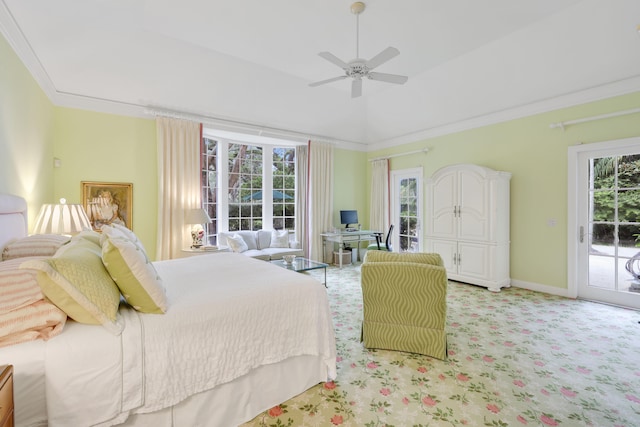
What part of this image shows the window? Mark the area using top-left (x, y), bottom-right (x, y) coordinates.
top-left (201, 138), bottom-right (218, 243)
top-left (201, 137), bottom-right (296, 244)
top-left (228, 143), bottom-right (263, 231)
top-left (272, 147), bottom-right (296, 230)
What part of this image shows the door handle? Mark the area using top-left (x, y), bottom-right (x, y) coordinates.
top-left (579, 226), bottom-right (584, 243)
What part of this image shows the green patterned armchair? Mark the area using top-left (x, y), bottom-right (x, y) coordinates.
top-left (360, 251), bottom-right (448, 360)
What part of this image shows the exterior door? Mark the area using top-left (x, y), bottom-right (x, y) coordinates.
top-left (391, 168), bottom-right (422, 252)
top-left (569, 137), bottom-right (640, 309)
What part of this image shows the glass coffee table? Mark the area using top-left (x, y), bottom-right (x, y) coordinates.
top-left (270, 257), bottom-right (328, 287)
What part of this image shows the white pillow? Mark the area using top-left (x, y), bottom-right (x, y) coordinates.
top-left (270, 230), bottom-right (289, 248)
top-left (227, 234), bottom-right (249, 253)
top-left (101, 224), bottom-right (146, 253)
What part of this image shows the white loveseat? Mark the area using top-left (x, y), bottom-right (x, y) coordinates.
top-left (218, 230), bottom-right (303, 261)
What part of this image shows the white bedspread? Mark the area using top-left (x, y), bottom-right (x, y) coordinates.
top-left (43, 253), bottom-right (336, 427)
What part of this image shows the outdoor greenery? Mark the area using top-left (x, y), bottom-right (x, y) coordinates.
top-left (591, 155), bottom-right (640, 246)
top-left (228, 144), bottom-right (263, 230)
top-left (202, 141), bottom-right (295, 234)
top-left (398, 177), bottom-right (419, 252)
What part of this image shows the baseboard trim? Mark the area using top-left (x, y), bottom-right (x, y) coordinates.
top-left (509, 279), bottom-right (571, 298)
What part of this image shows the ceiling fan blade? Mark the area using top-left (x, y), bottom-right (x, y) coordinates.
top-left (368, 71), bottom-right (408, 85)
top-left (309, 75), bottom-right (348, 87)
top-left (366, 47), bottom-right (400, 70)
top-left (318, 52), bottom-right (349, 69)
top-left (351, 78), bottom-right (362, 98)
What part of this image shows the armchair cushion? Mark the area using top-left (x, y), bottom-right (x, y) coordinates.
top-left (363, 250), bottom-right (444, 266)
top-left (360, 252), bottom-right (447, 360)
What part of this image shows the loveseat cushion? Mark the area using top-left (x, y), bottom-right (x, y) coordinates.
top-left (225, 234), bottom-right (249, 253)
top-left (234, 231), bottom-right (258, 250)
top-left (242, 249), bottom-right (270, 261)
top-left (255, 230), bottom-right (272, 250)
top-left (260, 247), bottom-right (303, 260)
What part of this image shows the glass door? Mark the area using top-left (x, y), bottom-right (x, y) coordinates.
top-left (573, 142), bottom-right (640, 309)
top-left (391, 168), bottom-right (422, 252)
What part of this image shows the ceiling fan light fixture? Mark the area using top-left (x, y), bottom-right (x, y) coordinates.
top-left (309, 2), bottom-right (407, 98)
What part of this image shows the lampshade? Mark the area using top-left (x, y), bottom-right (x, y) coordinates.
top-left (33, 198), bottom-right (92, 235)
top-left (185, 208), bottom-right (211, 225)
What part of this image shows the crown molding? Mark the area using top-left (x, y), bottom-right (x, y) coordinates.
top-left (0, 0), bottom-right (57, 100)
top-left (368, 75), bottom-right (640, 152)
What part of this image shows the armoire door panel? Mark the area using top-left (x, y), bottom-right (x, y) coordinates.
top-left (429, 173), bottom-right (457, 238)
top-left (428, 240), bottom-right (457, 274)
top-left (458, 170), bottom-right (488, 240)
top-left (458, 242), bottom-right (490, 280)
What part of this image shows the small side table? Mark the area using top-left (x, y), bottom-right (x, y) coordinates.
top-left (181, 246), bottom-right (230, 257)
top-left (0, 365), bottom-right (13, 427)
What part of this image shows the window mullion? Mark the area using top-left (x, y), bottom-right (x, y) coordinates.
top-left (263, 146), bottom-right (273, 229)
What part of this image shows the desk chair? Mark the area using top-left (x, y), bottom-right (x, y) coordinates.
top-left (367, 225), bottom-right (394, 252)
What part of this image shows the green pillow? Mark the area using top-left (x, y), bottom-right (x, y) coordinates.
top-left (72, 229), bottom-right (103, 248)
top-left (102, 235), bottom-right (167, 314)
top-left (20, 239), bottom-right (123, 334)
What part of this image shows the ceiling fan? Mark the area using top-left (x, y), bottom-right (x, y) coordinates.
top-left (309, 2), bottom-right (408, 98)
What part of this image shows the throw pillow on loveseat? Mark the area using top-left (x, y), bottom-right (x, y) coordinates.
top-left (218, 230), bottom-right (303, 261)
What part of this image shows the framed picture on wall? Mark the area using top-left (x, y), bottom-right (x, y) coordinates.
top-left (81, 181), bottom-right (133, 231)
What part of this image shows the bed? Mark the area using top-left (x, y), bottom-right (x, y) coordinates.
top-left (0, 194), bottom-right (337, 427)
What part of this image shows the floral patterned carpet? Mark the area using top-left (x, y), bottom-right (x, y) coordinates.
top-left (242, 264), bottom-right (640, 427)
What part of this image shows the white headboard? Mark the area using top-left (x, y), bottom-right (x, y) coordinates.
top-left (0, 193), bottom-right (29, 250)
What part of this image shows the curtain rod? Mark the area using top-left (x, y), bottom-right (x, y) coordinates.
top-left (549, 107), bottom-right (640, 130)
top-left (144, 107), bottom-right (366, 147)
top-left (368, 148), bottom-right (429, 162)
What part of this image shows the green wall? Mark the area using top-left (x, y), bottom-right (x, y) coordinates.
top-left (333, 147), bottom-right (369, 228)
top-left (0, 31), bottom-right (55, 224)
top-left (52, 108), bottom-right (157, 259)
top-left (368, 92), bottom-right (640, 291)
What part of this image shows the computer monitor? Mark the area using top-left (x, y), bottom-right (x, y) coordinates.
top-left (340, 210), bottom-right (358, 229)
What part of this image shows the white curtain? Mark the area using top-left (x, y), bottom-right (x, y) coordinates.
top-left (295, 144), bottom-right (309, 257)
top-left (156, 118), bottom-right (202, 260)
top-left (369, 159), bottom-right (390, 233)
top-left (307, 140), bottom-right (333, 262)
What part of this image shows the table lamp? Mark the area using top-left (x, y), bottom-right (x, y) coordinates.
top-left (33, 198), bottom-right (92, 235)
top-left (185, 208), bottom-right (211, 248)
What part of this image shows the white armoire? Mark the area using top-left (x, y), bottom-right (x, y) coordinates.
top-left (425, 164), bottom-right (511, 292)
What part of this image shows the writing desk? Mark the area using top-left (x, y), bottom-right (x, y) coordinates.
top-left (321, 230), bottom-right (378, 267)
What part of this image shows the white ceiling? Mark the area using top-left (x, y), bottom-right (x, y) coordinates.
top-left (1, 0), bottom-right (640, 149)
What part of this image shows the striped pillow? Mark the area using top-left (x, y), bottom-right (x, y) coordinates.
top-left (0, 257), bottom-right (45, 313)
top-left (0, 300), bottom-right (67, 348)
top-left (0, 258), bottom-right (67, 348)
top-left (2, 234), bottom-right (70, 261)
